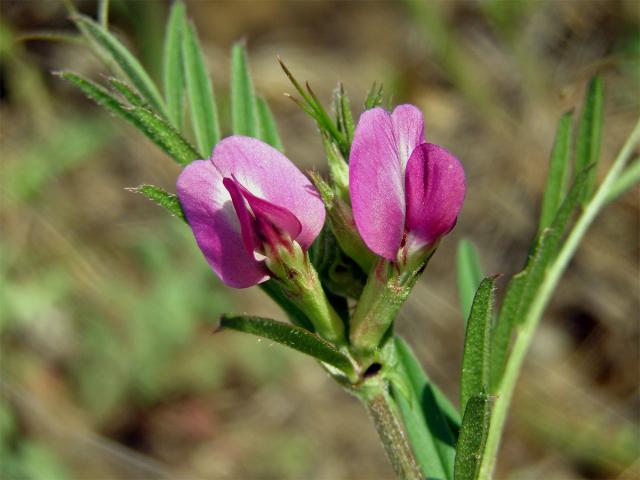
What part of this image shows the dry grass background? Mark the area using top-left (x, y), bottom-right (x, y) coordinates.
top-left (1, 0), bottom-right (639, 479)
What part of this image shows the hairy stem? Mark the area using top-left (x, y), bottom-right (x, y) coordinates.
top-left (478, 118), bottom-right (640, 479)
top-left (362, 386), bottom-right (423, 480)
top-left (350, 259), bottom-right (422, 351)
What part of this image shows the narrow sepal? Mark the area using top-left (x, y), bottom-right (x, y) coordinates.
top-left (364, 81), bottom-right (384, 110)
top-left (321, 135), bottom-right (350, 203)
top-left (334, 83), bottom-right (354, 147)
top-left (278, 58), bottom-right (348, 155)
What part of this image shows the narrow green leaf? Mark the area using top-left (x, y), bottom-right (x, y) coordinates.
top-left (163, 0), bottom-right (186, 128)
top-left (68, 7), bottom-right (121, 73)
top-left (460, 277), bottom-right (496, 414)
top-left (58, 72), bottom-right (163, 150)
top-left (256, 97), bottom-right (284, 151)
top-left (72, 15), bottom-right (166, 117)
top-left (456, 239), bottom-right (484, 322)
top-left (97, 0), bottom-right (109, 29)
top-left (61, 0), bottom-right (79, 15)
top-left (606, 158), bottom-right (640, 204)
top-left (453, 393), bottom-right (491, 480)
top-left (514, 167), bottom-right (591, 323)
top-left (393, 337), bottom-right (458, 480)
top-left (575, 76), bottom-right (604, 203)
top-left (58, 72), bottom-right (198, 165)
top-left (231, 42), bottom-right (258, 137)
top-left (16, 31), bottom-right (83, 45)
top-left (129, 107), bottom-right (200, 165)
top-left (395, 337), bottom-right (461, 431)
top-left (127, 184), bottom-right (185, 221)
top-left (258, 280), bottom-right (314, 332)
top-left (58, 71), bottom-right (134, 117)
top-left (219, 314), bottom-right (354, 377)
top-left (108, 77), bottom-right (147, 107)
top-left (182, 20), bottom-right (220, 157)
top-left (489, 274), bottom-right (525, 392)
top-left (490, 167), bottom-right (591, 391)
top-left (539, 111), bottom-right (573, 232)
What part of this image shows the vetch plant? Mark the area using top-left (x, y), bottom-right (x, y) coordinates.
top-left (50, 1), bottom-right (640, 479)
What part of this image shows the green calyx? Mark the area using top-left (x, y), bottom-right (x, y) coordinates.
top-left (265, 241), bottom-right (346, 345)
top-left (322, 134), bottom-right (350, 203)
top-left (349, 257), bottom-right (427, 352)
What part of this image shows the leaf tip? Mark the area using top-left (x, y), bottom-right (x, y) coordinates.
top-left (233, 37), bottom-right (248, 48)
top-left (277, 56), bottom-right (296, 82)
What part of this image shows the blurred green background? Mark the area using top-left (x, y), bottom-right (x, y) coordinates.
top-left (1, 1), bottom-right (639, 478)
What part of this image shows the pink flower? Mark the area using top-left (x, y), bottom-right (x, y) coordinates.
top-left (177, 136), bottom-right (325, 288)
top-left (349, 105), bottom-right (466, 262)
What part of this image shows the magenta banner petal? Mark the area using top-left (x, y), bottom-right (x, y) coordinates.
top-left (391, 104), bottom-right (426, 169)
top-left (349, 108), bottom-right (404, 259)
top-left (211, 136), bottom-right (324, 249)
top-left (350, 103), bottom-right (464, 261)
top-left (405, 143), bottom-right (466, 246)
top-left (177, 160), bottom-right (269, 288)
top-left (349, 106), bottom-right (426, 260)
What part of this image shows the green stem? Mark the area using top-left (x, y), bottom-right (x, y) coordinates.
top-left (350, 259), bottom-right (422, 351)
top-left (605, 157), bottom-right (640, 204)
top-left (98, 0), bottom-right (109, 28)
top-left (478, 118), bottom-right (640, 479)
top-left (361, 385), bottom-right (423, 480)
